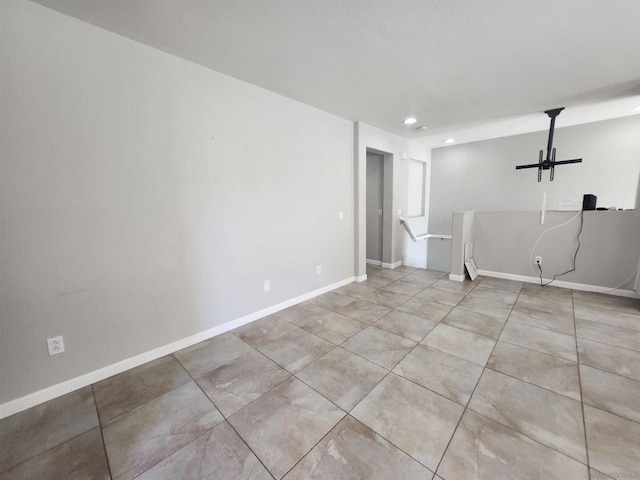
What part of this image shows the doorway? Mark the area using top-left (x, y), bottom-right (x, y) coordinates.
top-left (366, 152), bottom-right (384, 264)
top-left (365, 148), bottom-right (394, 268)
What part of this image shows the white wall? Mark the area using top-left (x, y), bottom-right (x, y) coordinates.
top-left (429, 115), bottom-right (640, 270)
top-left (354, 123), bottom-right (429, 275)
top-left (0, 1), bottom-right (354, 407)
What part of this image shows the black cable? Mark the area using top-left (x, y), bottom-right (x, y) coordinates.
top-left (539, 209), bottom-right (584, 287)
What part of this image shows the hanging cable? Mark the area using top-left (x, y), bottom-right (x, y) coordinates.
top-left (529, 210), bottom-right (581, 277)
top-left (539, 210), bottom-right (584, 287)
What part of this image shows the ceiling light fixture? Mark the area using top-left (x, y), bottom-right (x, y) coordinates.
top-left (445, 138), bottom-right (455, 144)
top-left (404, 117), bottom-right (417, 125)
top-left (418, 126), bottom-right (428, 130)
top-left (634, 105), bottom-right (640, 111)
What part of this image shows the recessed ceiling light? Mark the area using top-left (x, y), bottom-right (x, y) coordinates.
top-left (445, 138), bottom-right (455, 144)
top-left (418, 126), bottom-right (428, 130)
top-left (404, 117), bottom-right (417, 125)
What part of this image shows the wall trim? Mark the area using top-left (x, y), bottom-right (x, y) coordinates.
top-left (356, 274), bottom-right (368, 282)
top-left (382, 261), bottom-right (402, 269)
top-left (0, 276), bottom-right (356, 420)
top-left (449, 273), bottom-right (466, 282)
top-left (478, 270), bottom-right (640, 299)
top-left (366, 259), bottom-right (382, 266)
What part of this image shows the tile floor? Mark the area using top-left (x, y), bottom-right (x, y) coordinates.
top-left (1, 266), bottom-right (640, 479)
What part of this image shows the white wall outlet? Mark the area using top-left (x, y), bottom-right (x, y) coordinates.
top-left (338, 211), bottom-right (344, 221)
top-left (397, 209), bottom-right (402, 216)
top-left (47, 336), bottom-right (65, 356)
top-left (263, 280), bottom-right (270, 292)
top-left (378, 208), bottom-right (383, 216)
top-left (316, 265), bottom-right (322, 275)
top-left (535, 256), bottom-right (542, 266)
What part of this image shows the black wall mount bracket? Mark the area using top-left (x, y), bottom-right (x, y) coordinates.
top-left (515, 107), bottom-right (582, 182)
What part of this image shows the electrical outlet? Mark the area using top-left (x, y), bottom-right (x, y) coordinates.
top-left (47, 336), bottom-right (65, 356)
top-left (316, 265), bottom-right (322, 275)
top-left (263, 280), bottom-right (270, 292)
top-left (535, 256), bottom-right (542, 266)
top-left (338, 211), bottom-right (344, 221)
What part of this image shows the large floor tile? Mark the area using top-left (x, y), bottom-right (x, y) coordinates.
top-left (415, 287), bottom-right (465, 307)
top-left (574, 303), bottom-right (640, 331)
top-left (302, 312), bottom-right (367, 344)
top-left (229, 377), bottom-right (345, 479)
top-left (457, 296), bottom-right (513, 319)
top-left (0, 386), bottom-right (99, 473)
top-left (580, 365), bottom-right (640, 423)
top-left (284, 416), bottom-right (432, 480)
top-left (396, 297), bottom-right (452, 322)
top-left (381, 280), bottom-right (426, 297)
top-left (438, 410), bottom-right (588, 480)
top-left (500, 321), bottom-right (577, 362)
top-left (573, 291), bottom-right (640, 315)
top-left (296, 347), bottom-right (386, 411)
top-left (102, 381), bottom-right (223, 480)
top-left (577, 337), bottom-right (640, 381)
top-left (520, 283), bottom-right (572, 300)
top-left (358, 276), bottom-right (393, 289)
top-left (393, 345), bottom-right (483, 405)
top-left (397, 271), bottom-right (439, 287)
top-left (342, 326), bottom-right (416, 370)
top-left (421, 324), bottom-right (496, 366)
top-left (362, 290), bottom-right (411, 309)
top-left (258, 327), bottom-right (334, 373)
top-left (367, 268), bottom-right (408, 282)
top-left (515, 293), bottom-right (574, 316)
top-left (306, 292), bottom-right (358, 311)
top-left (275, 303), bottom-right (334, 327)
top-left (93, 354), bottom-right (191, 422)
top-left (336, 299), bottom-right (392, 324)
top-left (174, 332), bottom-right (255, 378)
top-left (136, 422), bottom-right (271, 480)
top-left (352, 373), bottom-right (463, 471)
top-left (578, 338), bottom-right (640, 381)
top-left (477, 277), bottom-right (523, 293)
top-left (575, 318), bottom-right (640, 352)
top-left (487, 341), bottom-right (581, 401)
top-left (334, 282), bottom-right (379, 299)
top-left (467, 284), bottom-right (519, 304)
top-left (233, 315), bottom-right (297, 348)
top-left (0, 428), bottom-right (109, 480)
top-left (584, 405), bottom-right (640, 478)
top-left (442, 306), bottom-right (506, 339)
top-left (468, 369), bottom-right (586, 463)
top-left (431, 278), bottom-right (477, 295)
top-left (374, 310), bottom-right (436, 342)
top-left (508, 305), bottom-right (575, 335)
top-left (195, 349), bottom-right (290, 417)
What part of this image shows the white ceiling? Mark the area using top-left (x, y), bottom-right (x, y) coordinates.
top-left (32, 0), bottom-right (640, 141)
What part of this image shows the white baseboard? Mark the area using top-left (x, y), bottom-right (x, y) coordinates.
top-left (0, 276), bottom-right (356, 420)
top-left (478, 270), bottom-right (640, 299)
top-left (449, 273), bottom-right (466, 282)
top-left (356, 274), bottom-right (368, 282)
top-left (366, 259), bottom-right (382, 266)
top-left (382, 261), bottom-right (402, 269)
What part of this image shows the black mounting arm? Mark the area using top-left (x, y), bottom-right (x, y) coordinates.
top-left (515, 107), bottom-right (582, 182)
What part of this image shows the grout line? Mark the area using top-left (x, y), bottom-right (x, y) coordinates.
top-left (91, 385), bottom-right (114, 480)
top-left (572, 291), bottom-right (592, 480)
